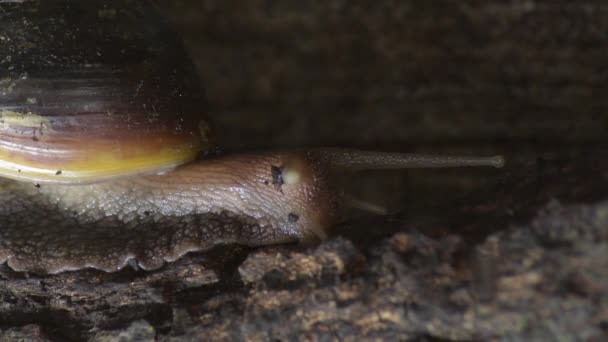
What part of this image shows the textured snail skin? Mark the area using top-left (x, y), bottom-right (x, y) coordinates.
top-left (0, 150), bottom-right (338, 273)
top-left (0, 148), bottom-right (503, 274)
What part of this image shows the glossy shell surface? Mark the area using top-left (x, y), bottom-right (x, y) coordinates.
top-left (0, 0), bottom-right (209, 183)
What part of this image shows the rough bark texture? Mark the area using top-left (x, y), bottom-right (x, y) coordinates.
top-left (1, 1), bottom-right (608, 341)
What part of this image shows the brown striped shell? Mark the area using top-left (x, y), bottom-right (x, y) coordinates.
top-left (0, 0), bottom-right (210, 183)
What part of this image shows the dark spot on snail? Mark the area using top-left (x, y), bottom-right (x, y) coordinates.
top-left (271, 165), bottom-right (284, 192)
top-left (288, 213), bottom-right (299, 223)
top-left (34, 183), bottom-right (40, 188)
top-left (55, 170), bottom-right (62, 175)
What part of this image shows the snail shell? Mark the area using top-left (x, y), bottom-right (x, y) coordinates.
top-left (0, 0), bottom-right (209, 183)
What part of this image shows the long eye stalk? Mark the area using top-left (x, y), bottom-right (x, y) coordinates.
top-left (316, 148), bottom-right (505, 171)
top-left (309, 148), bottom-right (504, 216)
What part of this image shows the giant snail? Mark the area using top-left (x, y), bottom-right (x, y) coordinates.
top-left (0, 0), bottom-right (503, 273)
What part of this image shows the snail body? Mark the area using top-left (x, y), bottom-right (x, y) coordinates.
top-left (0, 0), bottom-right (503, 273)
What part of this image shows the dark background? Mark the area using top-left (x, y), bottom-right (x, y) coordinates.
top-left (159, 0), bottom-right (607, 147)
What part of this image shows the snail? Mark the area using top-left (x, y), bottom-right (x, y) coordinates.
top-left (0, 0), bottom-right (504, 274)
